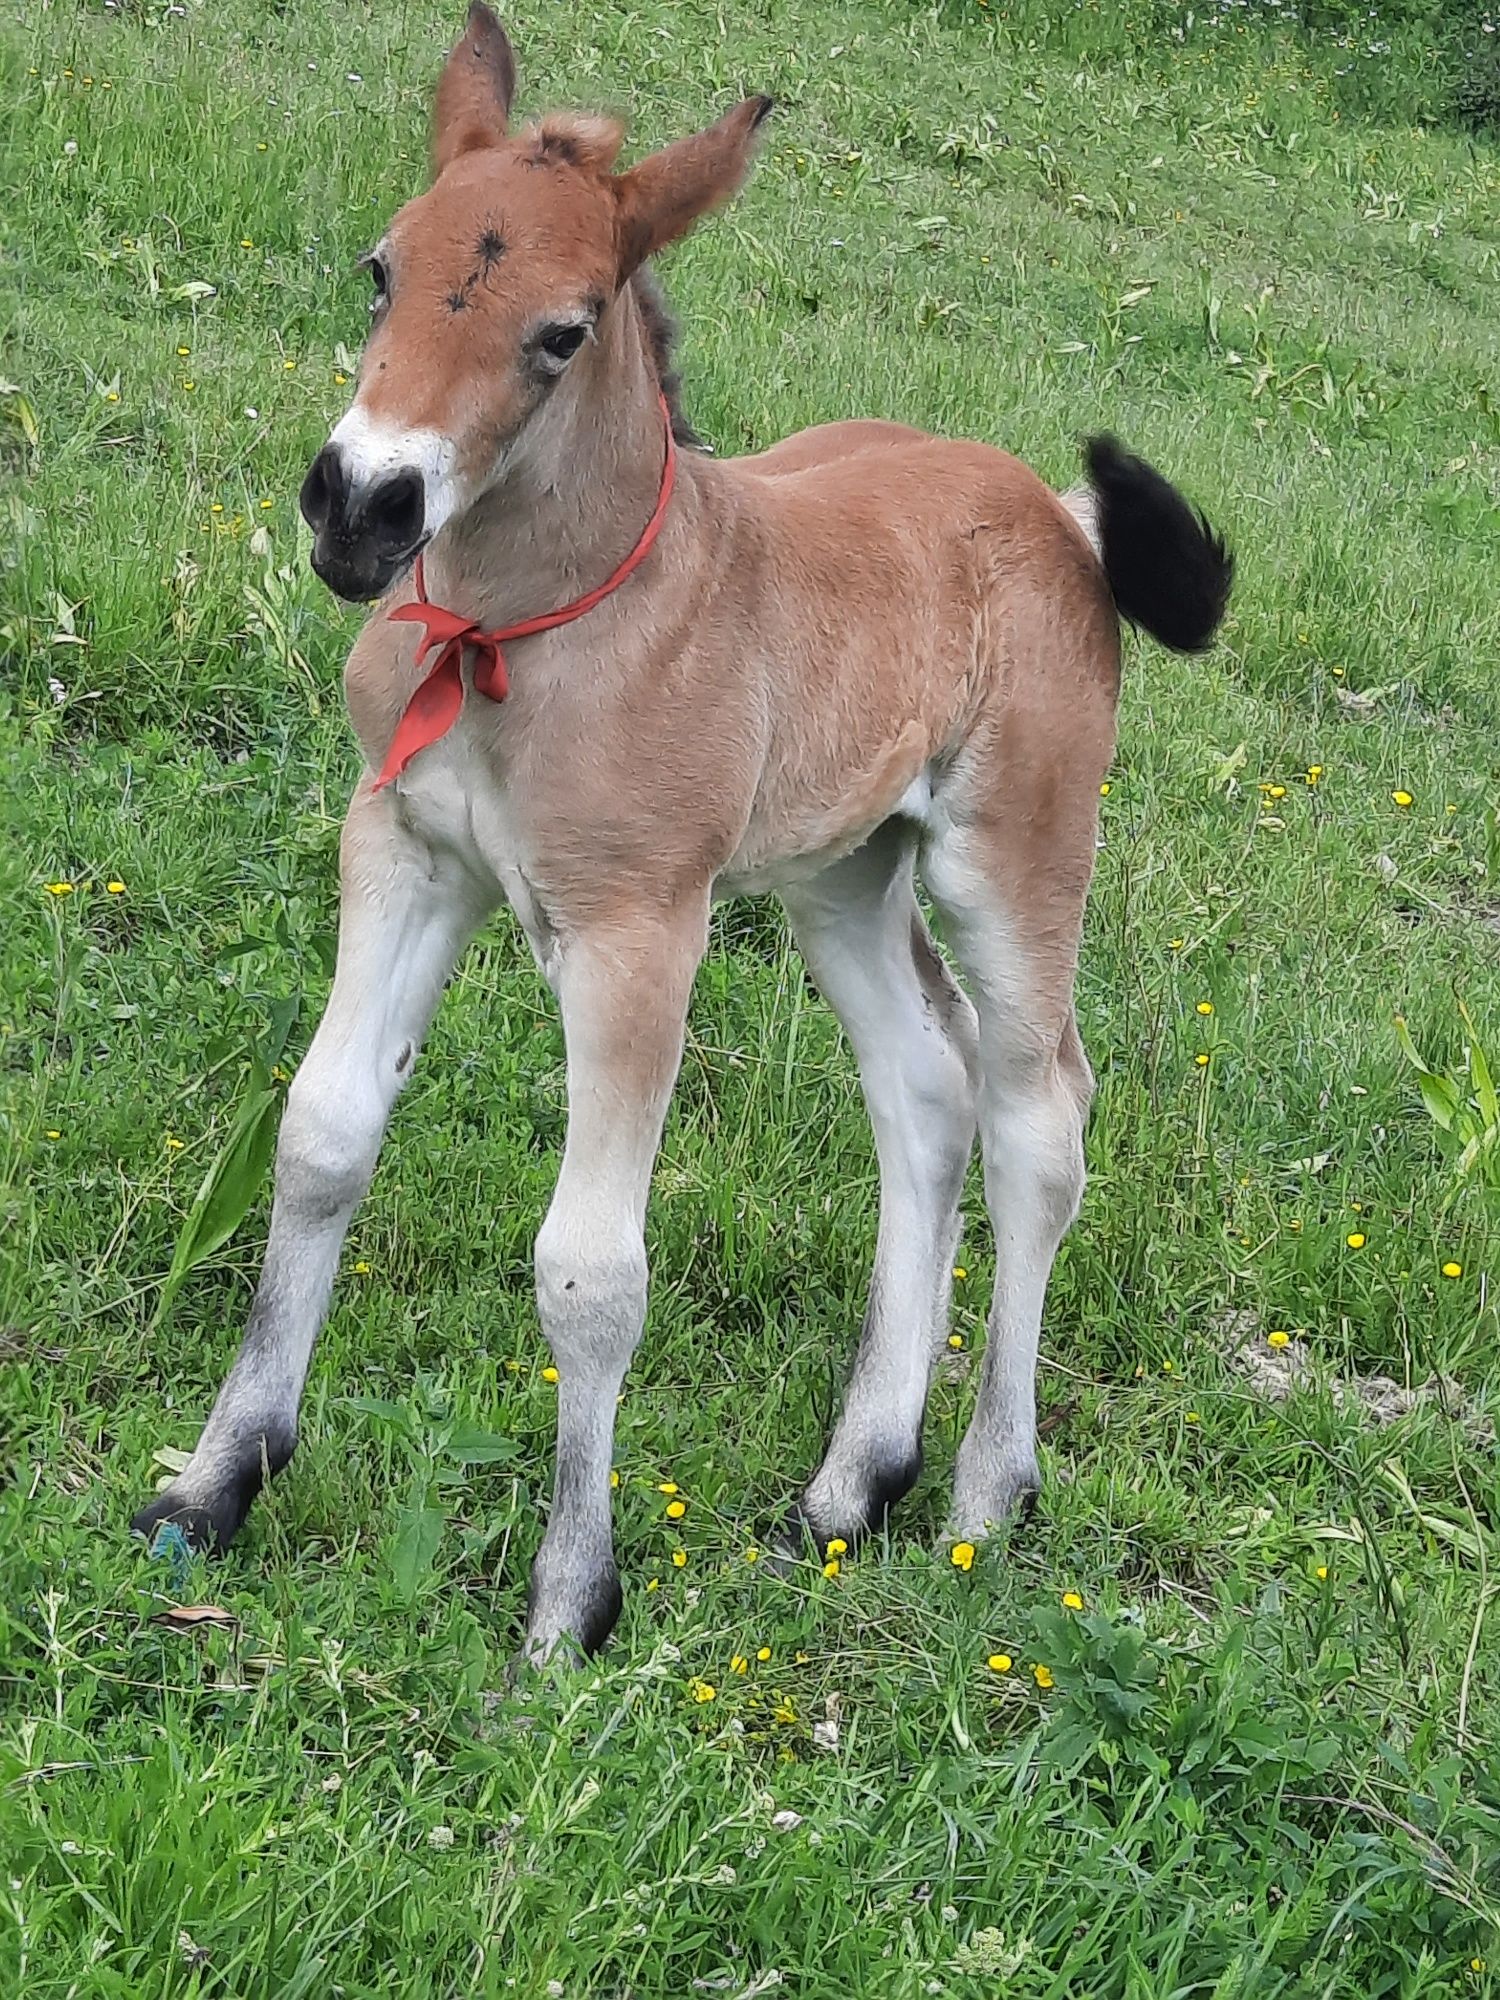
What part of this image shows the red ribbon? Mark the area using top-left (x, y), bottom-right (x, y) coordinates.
top-left (375, 394), bottom-right (678, 790)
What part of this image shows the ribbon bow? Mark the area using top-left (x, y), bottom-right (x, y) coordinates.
top-left (373, 394), bottom-right (677, 790)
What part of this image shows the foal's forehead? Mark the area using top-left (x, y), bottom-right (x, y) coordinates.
top-left (388, 144), bottom-right (618, 280)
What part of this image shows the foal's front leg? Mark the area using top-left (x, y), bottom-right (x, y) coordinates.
top-left (524, 902), bottom-right (707, 1660)
top-left (131, 787), bottom-right (491, 1553)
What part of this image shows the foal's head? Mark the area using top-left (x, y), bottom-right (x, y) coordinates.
top-left (300, 4), bottom-right (770, 601)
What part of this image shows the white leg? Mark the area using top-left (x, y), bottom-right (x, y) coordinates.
top-left (131, 786), bottom-right (493, 1551)
top-left (924, 826), bottom-right (1091, 1537)
top-left (524, 901), bottom-right (707, 1658)
top-left (781, 820), bottom-right (979, 1545)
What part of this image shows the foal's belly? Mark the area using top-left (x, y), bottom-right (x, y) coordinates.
top-left (714, 723), bottom-right (935, 897)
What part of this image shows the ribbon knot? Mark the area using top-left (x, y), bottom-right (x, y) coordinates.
top-left (372, 394), bottom-right (676, 790)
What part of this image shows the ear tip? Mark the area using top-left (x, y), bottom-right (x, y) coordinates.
top-left (466, 1), bottom-right (509, 43)
top-left (747, 93), bottom-right (775, 128)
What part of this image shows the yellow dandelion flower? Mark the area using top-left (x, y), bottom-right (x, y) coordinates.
top-left (106, 879), bottom-right (125, 893)
top-left (260, 498), bottom-right (273, 509)
top-left (1099, 781), bottom-right (1112, 796)
top-left (45, 1129), bottom-right (61, 1141)
top-left (334, 371), bottom-right (348, 385)
top-left (1346, 1232), bottom-right (1366, 1250)
top-left (665, 1499), bottom-right (686, 1519)
top-left (744, 1546), bottom-right (761, 1564)
top-left (44, 881), bottom-right (74, 896)
top-left (646, 1576), bottom-right (659, 1591)
top-left (1162, 1359), bottom-right (1175, 1374)
top-left (1307, 765), bottom-right (1323, 784)
top-left (1316, 1565), bottom-right (1328, 1581)
top-left (164, 1134), bottom-right (184, 1151)
top-left (826, 1538), bottom-right (848, 1556)
top-left (953, 1266), bottom-right (967, 1280)
top-left (1185, 1412), bottom-right (1201, 1424)
top-left (503, 1358), bottom-right (520, 1372)
top-left (609, 1469), bottom-right (620, 1488)
top-left (987, 1653), bottom-right (1012, 1673)
top-left (1391, 790), bottom-right (1413, 808)
top-left (689, 1678), bottom-right (716, 1703)
top-left (541, 1365), bottom-right (560, 1383)
top-left (1196, 1000), bottom-right (1214, 1016)
top-left (1169, 937), bottom-right (1185, 950)
top-left (757, 1646), bottom-right (772, 1662)
top-left (1194, 1053), bottom-right (1210, 1067)
top-left (1267, 1330), bottom-right (1291, 1350)
top-left (1061, 1591), bottom-right (1084, 1611)
top-left (182, 380), bottom-right (195, 391)
top-left (950, 1542), bottom-right (976, 1573)
top-left (1268, 785), bottom-right (1286, 800)
top-left (1470, 1958), bottom-right (1485, 1974)
top-left (671, 1549), bottom-right (687, 1568)
top-left (773, 1698), bottom-right (798, 1724)
top-left (657, 1481), bottom-right (679, 1495)
top-left (257, 142), bottom-right (268, 152)
top-left (352, 1259), bottom-right (371, 1275)
top-left (1033, 1664), bottom-right (1055, 1689)
top-left (240, 238), bottom-right (254, 249)
top-left (730, 1654), bottom-right (749, 1674)
top-left (210, 502), bottom-right (224, 514)
top-left (1442, 1261), bottom-right (1463, 1279)
top-left (822, 1558), bottom-right (841, 1578)
top-left (948, 1333), bottom-right (964, 1349)
top-left (176, 345), bottom-right (190, 357)
top-left (283, 359), bottom-right (296, 372)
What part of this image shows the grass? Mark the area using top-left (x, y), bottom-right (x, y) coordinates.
top-left (4, 0), bottom-right (1500, 1992)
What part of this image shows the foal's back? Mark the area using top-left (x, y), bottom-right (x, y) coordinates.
top-left (708, 417), bottom-right (1121, 897)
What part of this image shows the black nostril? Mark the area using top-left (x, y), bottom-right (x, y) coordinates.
top-left (299, 444), bottom-right (343, 533)
top-left (363, 471), bottom-right (425, 555)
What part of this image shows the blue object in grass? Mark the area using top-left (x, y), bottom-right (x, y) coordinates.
top-left (148, 1520), bottom-right (194, 1590)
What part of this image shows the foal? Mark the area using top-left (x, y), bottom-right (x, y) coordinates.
top-left (133, 5), bottom-right (1231, 1658)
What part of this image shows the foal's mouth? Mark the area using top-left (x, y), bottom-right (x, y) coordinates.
top-left (309, 532), bottom-right (430, 606)
top-left (300, 443), bottom-right (433, 603)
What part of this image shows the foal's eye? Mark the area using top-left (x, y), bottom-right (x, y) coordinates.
top-left (537, 322), bottom-right (588, 367)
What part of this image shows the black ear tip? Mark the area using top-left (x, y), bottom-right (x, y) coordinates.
top-left (749, 94), bottom-right (775, 128)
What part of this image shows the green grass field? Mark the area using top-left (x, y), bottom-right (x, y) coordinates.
top-left (5, 1), bottom-right (1500, 1992)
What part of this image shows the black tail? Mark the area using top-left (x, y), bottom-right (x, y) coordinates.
top-left (1083, 435), bottom-right (1232, 653)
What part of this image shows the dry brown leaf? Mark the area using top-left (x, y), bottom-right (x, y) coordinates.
top-left (151, 1604), bottom-right (241, 1636)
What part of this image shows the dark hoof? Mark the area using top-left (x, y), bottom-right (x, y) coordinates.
top-left (780, 1445), bottom-right (925, 1565)
top-left (523, 1561), bottom-right (622, 1663)
top-left (130, 1477), bottom-right (256, 1557)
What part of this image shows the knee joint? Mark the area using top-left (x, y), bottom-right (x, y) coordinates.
top-left (535, 1220), bottom-right (647, 1359)
top-left (277, 1074), bottom-right (381, 1216)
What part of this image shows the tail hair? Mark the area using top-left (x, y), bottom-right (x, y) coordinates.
top-left (1083, 434), bottom-right (1232, 653)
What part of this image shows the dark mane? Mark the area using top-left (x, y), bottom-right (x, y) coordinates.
top-left (630, 267), bottom-right (708, 452)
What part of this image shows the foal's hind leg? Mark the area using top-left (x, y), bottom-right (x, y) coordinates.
top-left (781, 818), bottom-right (979, 1545)
top-left (923, 815), bottom-right (1096, 1537)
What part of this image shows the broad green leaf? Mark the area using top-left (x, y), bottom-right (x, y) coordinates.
top-left (442, 1429), bottom-right (520, 1465)
top-left (389, 1495), bottom-right (444, 1601)
top-left (341, 1394), bottom-right (411, 1425)
top-left (154, 1069), bottom-right (279, 1324)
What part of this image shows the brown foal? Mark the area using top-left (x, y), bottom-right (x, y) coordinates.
top-left (132, 5), bottom-right (1231, 1658)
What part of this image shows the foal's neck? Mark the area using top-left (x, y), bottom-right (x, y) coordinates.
top-left (421, 289), bottom-right (671, 625)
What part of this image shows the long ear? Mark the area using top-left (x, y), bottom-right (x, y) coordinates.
top-left (614, 95), bottom-right (773, 278)
top-left (432, 4), bottom-right (517, 177)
